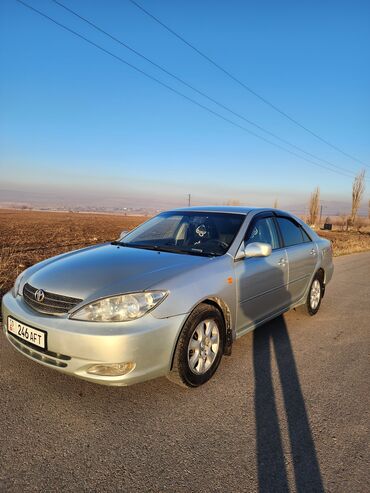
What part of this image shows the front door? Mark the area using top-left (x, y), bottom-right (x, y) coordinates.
top-left (234, 215), bottom-right (290, 335)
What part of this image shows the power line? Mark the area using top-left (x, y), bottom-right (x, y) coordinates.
top-left (14, 0), bottom-right (361, 179)
top-left (129, 0), bottom-right (369, 169)
top-left (50, 0), bottom-right (360, 178)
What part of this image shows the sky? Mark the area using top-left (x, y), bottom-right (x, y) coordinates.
top-left (0, 0), bottom-right (369, 212)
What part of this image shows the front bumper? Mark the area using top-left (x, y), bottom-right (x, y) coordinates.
top-left (1, 292), bottom-right (187, 386)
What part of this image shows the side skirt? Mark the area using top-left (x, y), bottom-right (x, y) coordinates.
top-left (235, 296), bottom-right (307, 340)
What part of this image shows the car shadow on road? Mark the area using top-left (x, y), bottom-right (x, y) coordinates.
top-left (253, 315), bottom-right (324, 492)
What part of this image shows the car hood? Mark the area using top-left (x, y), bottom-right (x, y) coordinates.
top-left (26, 243), bottom-right (209, 302)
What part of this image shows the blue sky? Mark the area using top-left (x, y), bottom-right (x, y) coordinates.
top-left (0, 0), bottom-right (369, 211)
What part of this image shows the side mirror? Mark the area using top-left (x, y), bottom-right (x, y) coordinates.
top-left (119, 230), bottom-right (129, 240)
top-left (236, 242), bottom-right (272, 260)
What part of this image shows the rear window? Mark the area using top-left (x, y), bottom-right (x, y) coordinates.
top-left (276, 217), bottom-right (311, 247)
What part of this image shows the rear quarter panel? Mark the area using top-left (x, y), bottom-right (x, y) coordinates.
top-left (316, 237), bottom-right (334, 285)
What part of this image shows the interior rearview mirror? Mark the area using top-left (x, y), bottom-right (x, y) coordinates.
top-left (236, 242), bottom-right (272, 260)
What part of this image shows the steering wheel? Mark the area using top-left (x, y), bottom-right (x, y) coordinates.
top-left (203, 239), bottom-right (229, 251)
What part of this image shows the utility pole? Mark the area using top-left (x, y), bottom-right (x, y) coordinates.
top-left (188, 193), bottom-right (191, 207)
top-left (319, 204), bottom-right (323, 225)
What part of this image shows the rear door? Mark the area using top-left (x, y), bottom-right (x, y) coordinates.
top-left (234, 213), bottom-right (290, 334)
top-left (275, 216), bottom-right (317, 304)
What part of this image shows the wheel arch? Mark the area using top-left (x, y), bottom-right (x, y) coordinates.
top-left (201, 297), bottom-right (234, 353)
top-left (169, 296), bottom-right (233, 370)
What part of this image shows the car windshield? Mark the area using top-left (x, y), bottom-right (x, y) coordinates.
top-left (117, 211), bottom-right (245, 257)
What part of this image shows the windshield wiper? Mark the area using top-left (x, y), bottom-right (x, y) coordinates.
top-left (111, 241), bottom-right (161, 251)
top-left (111, 240), bottom-right (126, 246)
top-left (111, 241), bottom-right (215, 256)
top-left (153, 245), bottom-right (216, 257)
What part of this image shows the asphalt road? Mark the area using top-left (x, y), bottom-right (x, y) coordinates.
top-left (0, 252), bottom-right (369, 492)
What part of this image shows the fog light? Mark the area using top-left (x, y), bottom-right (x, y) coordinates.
top-left (87, 362), bottom-right (135, 376)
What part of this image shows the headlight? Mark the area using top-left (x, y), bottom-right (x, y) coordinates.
top-left (70, 291), bottom-right (168, 322)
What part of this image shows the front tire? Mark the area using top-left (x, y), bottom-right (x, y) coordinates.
top-left (167, 303), bottom-right (225, 388)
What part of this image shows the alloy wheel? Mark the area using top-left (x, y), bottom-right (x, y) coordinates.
top-left (310, 279), bottom-right (321, 310)
top-left (187, 319), bottom-right (220, 375)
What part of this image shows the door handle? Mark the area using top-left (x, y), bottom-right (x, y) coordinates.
top-left (278, 258), bottom-right (287, 266)
top-left (310, 249), bottom-right (317, 256)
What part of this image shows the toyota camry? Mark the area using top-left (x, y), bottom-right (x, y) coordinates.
top-left (2, 207), bottom-right (334, 387)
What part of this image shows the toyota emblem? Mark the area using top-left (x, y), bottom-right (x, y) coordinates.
top-left (35, 289), bottom-right (45, 302)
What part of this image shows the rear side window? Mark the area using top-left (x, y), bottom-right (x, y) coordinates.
top-left (245, 217), bottom-right (280, 250)
top-left (300, 227), bottom-right (312, 242)
top-left (276, 217), bottom-right (311, 247)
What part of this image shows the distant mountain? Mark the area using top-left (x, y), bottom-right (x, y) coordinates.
top-left (0, 188), bottom-right (367, 216)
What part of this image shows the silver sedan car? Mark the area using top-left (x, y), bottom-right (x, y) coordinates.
top-left (2, 207), bottom-right (333, 387)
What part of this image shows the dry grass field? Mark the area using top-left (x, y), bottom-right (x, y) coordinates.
top-left (0, 209), bottom-right (369, 301)
top-left (317, 229), bottom-right (370, 256)
top-left (0, 209), bottom-right (144, 300)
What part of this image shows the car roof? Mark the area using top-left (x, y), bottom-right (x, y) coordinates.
top-left (167, 206), bottom-right (273, 215)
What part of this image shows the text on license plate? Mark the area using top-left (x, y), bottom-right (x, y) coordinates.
top-left (7, 317), bottom-right (46, 349)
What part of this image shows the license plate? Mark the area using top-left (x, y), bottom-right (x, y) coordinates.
top-left (7, 316), bottom-right (47, 350)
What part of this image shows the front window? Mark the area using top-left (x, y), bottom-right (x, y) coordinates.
top-left (245, 217), bottom-right (280, 250)
top-left (118, 211), bottom-right (245, 256)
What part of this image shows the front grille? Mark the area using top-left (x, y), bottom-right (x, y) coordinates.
top-left (23, 283), bottom-right (83, 315)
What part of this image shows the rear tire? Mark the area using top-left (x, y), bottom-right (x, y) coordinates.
top-left (302, 273), bottom-right (324, 316)
top-left (167, 303), bottom-right (225, 388)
